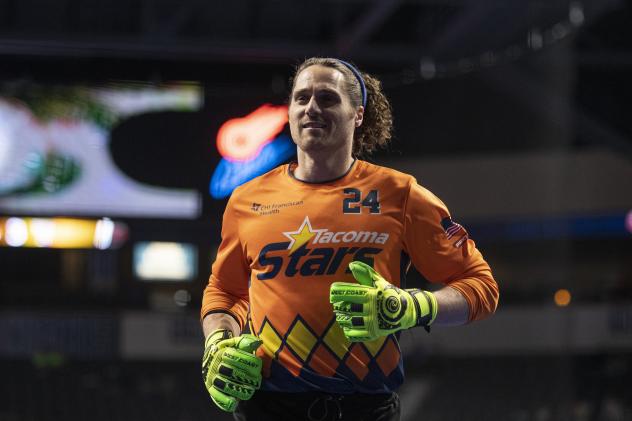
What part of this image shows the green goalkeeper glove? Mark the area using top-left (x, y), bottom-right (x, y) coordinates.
top-left (202, 329), bottom-right (263, 412)
top-left (330, 261), bottom-right (438, 342)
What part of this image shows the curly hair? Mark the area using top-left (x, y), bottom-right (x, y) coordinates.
top-left (289, 57), bottom-right (393, 157)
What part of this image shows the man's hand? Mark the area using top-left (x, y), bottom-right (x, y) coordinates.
top-left (330, 261), bottom-right (438, 342)
top-left (202, 329), bottom-right (263, 412)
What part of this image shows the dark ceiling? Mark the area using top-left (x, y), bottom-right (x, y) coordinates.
top-left (0, 0), bottom-right (630, 159)
top-left (0, 0), bottom-right (625, 66)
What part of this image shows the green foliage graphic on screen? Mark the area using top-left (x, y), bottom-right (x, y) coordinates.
top-left (0, 82), bottom-right (203, 218)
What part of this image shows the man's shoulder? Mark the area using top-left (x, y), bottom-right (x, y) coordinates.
top-left (366, 162), bottom-right (442, 207)
top-left (358, 160), bottom-right (416, 189)
top-left (231, 164), bottom-right (288, 198)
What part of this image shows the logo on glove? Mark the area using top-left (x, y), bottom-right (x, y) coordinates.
top-left (385, 296), bottom-right (400, 314)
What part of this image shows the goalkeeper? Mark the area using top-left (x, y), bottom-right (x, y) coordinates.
top-left (201, 57), bottom-right (499, 420)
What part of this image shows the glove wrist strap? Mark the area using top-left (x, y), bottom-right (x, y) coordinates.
top-left (205, 328), bottom-right (233, 349)
top-left (407, 289), bottom-right (438, 329)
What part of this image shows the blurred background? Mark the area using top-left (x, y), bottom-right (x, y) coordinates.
top-left (1, 0), bottom-right (631, 420)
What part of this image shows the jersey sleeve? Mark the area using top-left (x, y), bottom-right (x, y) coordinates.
top-left (402, 182), bottom-right (499, 322)
top-left (200, 193), bottom-right (250, 329)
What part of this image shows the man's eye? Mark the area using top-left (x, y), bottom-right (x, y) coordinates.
top-left (319, 94), bottom-right (337, 104)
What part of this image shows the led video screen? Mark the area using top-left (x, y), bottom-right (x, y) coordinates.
top-left (0, 82), bottom-right (202, 218)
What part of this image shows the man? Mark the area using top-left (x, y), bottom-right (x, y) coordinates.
top-left (201, 58), bottom-right (499, 421)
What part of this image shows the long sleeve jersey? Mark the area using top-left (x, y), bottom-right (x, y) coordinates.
top-left (202, 159), bottom-right (499, 394)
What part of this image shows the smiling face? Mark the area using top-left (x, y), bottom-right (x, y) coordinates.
top-left (288, 65), bottom-right (363, 155)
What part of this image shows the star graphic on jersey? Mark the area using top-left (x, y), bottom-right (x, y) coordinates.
top-left (283, 216), bottom-right (323, 255)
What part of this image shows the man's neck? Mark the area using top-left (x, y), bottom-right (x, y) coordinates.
top-left (294, 148), bottom-right (355, 183)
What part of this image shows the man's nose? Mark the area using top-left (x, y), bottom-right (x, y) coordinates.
top-left (305, 96), bottom-right (320, 115)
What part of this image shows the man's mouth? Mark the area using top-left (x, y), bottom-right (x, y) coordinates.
top-left (303, 122), bottom-right (326, 129)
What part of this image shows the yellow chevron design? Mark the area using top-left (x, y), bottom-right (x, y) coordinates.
top-left (286, 319), bottom-right (318, 361)
top-left (323, 321), bottom-right (351, 360)
top-left (363, 336), bottom-right (387, 357)
top-left (259, 320), bottom-right (283, 357)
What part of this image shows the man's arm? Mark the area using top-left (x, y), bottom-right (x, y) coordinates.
top-left (331, 261), bottom-right (472, 341)
top-left (200, 191), bottom-right (251, 333)
top-left (202, 312), bottom-right (242, 339)
top-left (403, 183), bottom-right (499, 322)
top-left (433, 287), bottom-right (469, 326)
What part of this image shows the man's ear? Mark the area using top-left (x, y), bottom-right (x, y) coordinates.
top-left (355, 106), bottom-right (364, 127)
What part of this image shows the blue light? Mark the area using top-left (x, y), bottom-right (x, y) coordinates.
top-left (467, 213), bottom-right (630, 242)
top-left (210, 135), bottom-right (295, 199)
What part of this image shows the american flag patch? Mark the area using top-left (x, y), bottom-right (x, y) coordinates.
top-left (441, 216), bottom-right (465, 240)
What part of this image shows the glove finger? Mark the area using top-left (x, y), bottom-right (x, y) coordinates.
top-left (234, 334), bottom-right (263, 353)
top-left (202, 347), bottom-right (213, 372)
top-left (334, 311), bottom-right (353, 328)
top-left (213, 375), bottom-right (256, 401)
top-left (210, 387), bottom-right (239, 412)
top-left (333, 301), bottom-right (364, 315)
top-left (343, 327), bottom-right (376, 342)
top-left (217, 335), bottom-right (258, 352)
top-left (218, 363), bottom-right (262, 388)
top-left (335, 312), bottom-right (365, 329)
top-left (223, 348), bottom-right (263, 377)
top-left (348, 261), bottom-right (380, 286)
top-left (330, 283), bottom-right (372, 304)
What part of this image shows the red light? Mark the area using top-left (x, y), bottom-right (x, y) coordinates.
top-left (216, 104), bottom-right (288, 161)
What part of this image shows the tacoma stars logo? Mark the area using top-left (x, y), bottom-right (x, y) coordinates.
top-left (256, 216), bottom-right (390, 280)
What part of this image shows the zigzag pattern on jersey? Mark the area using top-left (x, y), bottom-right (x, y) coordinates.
top-left (256, 315), bottom-right (401, 384)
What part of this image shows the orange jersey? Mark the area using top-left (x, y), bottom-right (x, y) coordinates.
top-left (202, 160), bottom-right (498, 393)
